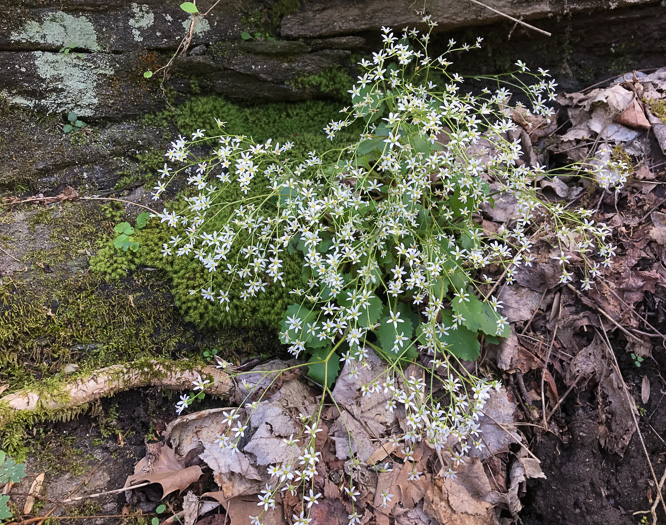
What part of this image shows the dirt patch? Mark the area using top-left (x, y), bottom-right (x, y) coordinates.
top-left (522, 357), bottom-right (666, 525)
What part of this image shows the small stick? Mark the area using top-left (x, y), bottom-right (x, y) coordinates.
top-left (81, 196), bottom-right (159, 215)
top-left (61, 481), bottom-right (152, 503)
top-left (541, 318), bottom-right (560, 429)
top-left (466, 0), bottom-right (552, 37)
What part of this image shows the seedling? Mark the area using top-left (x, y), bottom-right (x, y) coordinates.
top-left (63, 112), bottom-right (87, 134)
top-left (113, 212), bottom-right (151, 252)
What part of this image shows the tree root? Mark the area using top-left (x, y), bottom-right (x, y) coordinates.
top-left (1, 360), bottom-right (233, 416)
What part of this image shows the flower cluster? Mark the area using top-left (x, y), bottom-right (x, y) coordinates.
top-left (151, 16), bottom-right (625, 524)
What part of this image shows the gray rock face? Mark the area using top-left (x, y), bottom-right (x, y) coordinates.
top-left (280, 0), bottom-right (656, 37)
top-left (0, 0), bottom-right (662, 120)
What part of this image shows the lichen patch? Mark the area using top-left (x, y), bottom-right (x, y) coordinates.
top-left (129, 4), bottom-right (155, 42)
top-left (33, 52), bottom-right (114, 117)
top-left (10, 12), bottom-right (100, 52)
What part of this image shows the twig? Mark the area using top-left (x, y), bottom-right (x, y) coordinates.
top-left (541, 318), bottom-right (560, 429)
top-left (81, 196), bottom-right (159, 215)
top-left (597, 320), bottom-right (666, 522)
top-left (546, 378), bottom-right (578, 422)
top-left (61, 482), bottom-right (152, 503)
top-left (13, 513), bottom-right (155, 523)
top-left (465, 0), bottom-right (552, 36)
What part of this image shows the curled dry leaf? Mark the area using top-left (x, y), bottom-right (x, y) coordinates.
top-left (125, 442), bottom-right (203, 498)
top-left (200, 443), bottom-right (263, 502)
top-left (23, 472), bottom-right (45, 515)
top-left (649, 211), bottom-right (666, 245)
top-left (509, 106), bottom-right (558, 141)
top-left (615, 97), bottom-right (651, 130)
top-left (183, 490), bottom-right (200, 525)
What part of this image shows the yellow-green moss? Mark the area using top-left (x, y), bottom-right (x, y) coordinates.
top-left (646, 97), bottom-right (666, 124)
top-left (288, 65), bottom-right (354, 100)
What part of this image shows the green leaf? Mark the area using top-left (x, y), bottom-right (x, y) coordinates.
top-left (113, 234), bottom-right (129, 249)
top-left (136, 212), bottom-right (151, 229)
top-left (338, 292), bottom-right (383, 329)
top-left (375, 303), bottom-right (417, 361)
top-left (63, 124), bottom-right (73, 133)
top-left (151, 518), bottom-right (159, 525)
top-left (114, 222), bottom-right (134, 235)
top-left (240, 31), bottom-right (252, 40)
top-left (307, 347), bottom-right (340, 388)
top-left (74, 120), bottom-right (86, 128)
top-left (0, 452), bottom-right (26, 484)
top-left (156, 504), bottom-right (166, 514)
top-left (180, 2), bottom-right (199, 13)
top-left (130, 242), bottom-right (140, 252)
top-left (67, 112), bottom-right (77, 122)
top-left (279, 304), bottom-right (327, 349)
top-left (122, 241), bottom-right (133, 252)
top-left (416, 314), bottom-right (481, 361)
top-left (441, 326), bottom-right (481, 361)
top-left (0, 495), bottom-right (12, 520)
top-left (452, 293), bottom-right (508, 337)
top-left (144, 70), bottom-right (153, 79)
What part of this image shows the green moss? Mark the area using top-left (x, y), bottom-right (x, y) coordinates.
top-left (243, 0), bottom-right (303, 29)
top-left (288, 65), bottom-right (354, 100)
top-left (646, 97), bottom-right (666, 124)
top-left (104, 96), bottom-right (361, 332)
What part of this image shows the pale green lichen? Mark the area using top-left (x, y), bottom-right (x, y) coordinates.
top-left (182, 17), bottom-right (210, 36)
top-left (11, 12), bottom-right (100, 52)
top-left (31, 52), bottom-right (113, 116)
top-left (129, 4), bottom-right (154, 42)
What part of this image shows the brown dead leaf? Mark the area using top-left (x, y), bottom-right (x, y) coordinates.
top-left (635, 164), bottom-right (657, 181)
top-left (506, 453), bottom-right (546, 517)
top-left (423, 478), bottom-right (496, 525)
top-left (0, 384), bottom-right (8, 396)
top-left (125, 442), bottom-right (203, 498)
top-left (649, 211), bottom-right (666, 245)
top-left (615, 97), bottom-right (651, 129)
top-left (645, 107), bottom-right (666, 154)
top-left (23, 472), bottom-right (45, 515)
top-left (498, 285), bottom-right (544, 324)
top-left (166, 407), bottom-right (234, 458)
top-left (598, 370), bottom-right (637, 456)
top-left (509, 106), bottom-right (557, 141)
top-left (308, 498), bottom-right (349, 525)
top-left (200, 443), bottom-right (263, 502)
top-left (227, 495), bottom-right (286, 525)
top-left (565, 334), bottom-right (607, 386)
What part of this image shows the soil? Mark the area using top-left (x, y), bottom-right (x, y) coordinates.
top-left (522, 352), bottom-right (666, 525)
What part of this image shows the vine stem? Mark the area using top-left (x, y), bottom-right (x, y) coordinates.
top-left (80, 196), bottom-right (160, 214)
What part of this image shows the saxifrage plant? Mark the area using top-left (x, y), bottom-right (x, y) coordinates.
top-left (140, 17), bottom-right (624, 524)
